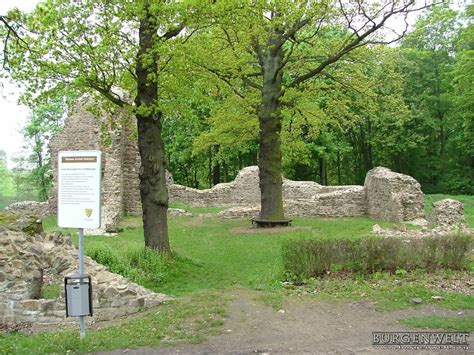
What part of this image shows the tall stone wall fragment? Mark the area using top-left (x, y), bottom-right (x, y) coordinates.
top-left (364, 167), bottom-right (424, 222)
top-left (49, 99), bottom-right (141, 233)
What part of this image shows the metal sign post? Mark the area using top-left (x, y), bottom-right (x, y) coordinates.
top-left (78, 227), bottom-right (85, 340)
top-left (58, 150), bottom-right (102, 340)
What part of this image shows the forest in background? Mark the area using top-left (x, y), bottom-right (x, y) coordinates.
top-left (0, 4), bottom-right (473, 208)
top-left (164, 5), bottom-right (473, 194)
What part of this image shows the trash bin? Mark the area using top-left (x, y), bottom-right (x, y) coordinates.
top-left (64, 274), bottom-right (93, 317)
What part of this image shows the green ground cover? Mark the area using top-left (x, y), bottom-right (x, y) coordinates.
top-left (1, 194), bottom-right (473, 353)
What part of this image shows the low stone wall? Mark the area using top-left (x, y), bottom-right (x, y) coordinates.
top-left (172, 166), bottom-right (424, 221)
top-left (168, 166), bottom-right (261, 207)
top-left (48, 98), bottom-right (426, 231)
top-left (285, 186), bottom-right (368, 217)
top-left (5, 201), bottom-right (50, 219)
top-left (0, 228), bottom-right (168, 324)
top-left (169, 166), bottom-right (368, 217)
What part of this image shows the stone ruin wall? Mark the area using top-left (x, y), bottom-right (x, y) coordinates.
top-left (365, 167), bottom-right (424, 221)
top-left (49, 100), bottom-right (142, 232)
top-left (169, 166), bottom-right (370, 218)
top-left (49, 101), bottom-right (425, 231)
top-left (0, 227), bottom-right (168, 324)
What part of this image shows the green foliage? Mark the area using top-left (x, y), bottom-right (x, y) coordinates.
top-left (0, 150), bottom-right (17, 208)
top-left (21, 93), bottom-right (75, 201)
top-left (86, 245), bottom-right (172, 286)
top-left (2, 1), bottom-right (472, 195)
top-left (42, 283), bottom-right (61, 300)
top-left (282, 234), bottom-right (473, 282)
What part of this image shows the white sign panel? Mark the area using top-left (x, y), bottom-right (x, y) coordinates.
top-left (58, 151), bottom-right (102, 228)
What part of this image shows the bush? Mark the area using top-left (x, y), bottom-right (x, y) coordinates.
top-left (87, 245), bottom-right (172, 286)
top-left (282, 234), bottom-right (472, 282)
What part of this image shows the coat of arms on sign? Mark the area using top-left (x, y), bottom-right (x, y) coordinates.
top-left (85, 208), bottom-right (92, 217)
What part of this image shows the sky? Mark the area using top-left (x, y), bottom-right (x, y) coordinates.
top-left (0, 0), bottom-right (40, 168)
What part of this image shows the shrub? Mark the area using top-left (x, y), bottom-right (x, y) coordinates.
top-left (282, 234), bottom-right (472, 282)
top-left (87, 245), bottom-right (172, 286)
top-left (87, 245), bottom-right (131, 276)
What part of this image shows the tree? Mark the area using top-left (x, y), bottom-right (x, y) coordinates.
top-left (449, 16), bottom-right (474, 192)
top-left (23, 94), bottom-right (73, 200)
top-left (1, 0), bottom-right (195, 253)
top-left (196, 0), bottom-right (437, 221)
top-left (399, 5), bottom-right (464, 192)
top-left (0, 150), bottom-right (12, 196)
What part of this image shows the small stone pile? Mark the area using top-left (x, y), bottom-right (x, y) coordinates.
top-left (0, 224), bottom-right (168, 325)
top-left (372, 198), bottom-right (471, 238)
top-left (429, 199), bottom-right (468, 231)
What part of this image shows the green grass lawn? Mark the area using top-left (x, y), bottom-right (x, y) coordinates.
top-left (44, 214), bottom-right (395, 296)
top-left (2, 194), bottom-right (473, 353)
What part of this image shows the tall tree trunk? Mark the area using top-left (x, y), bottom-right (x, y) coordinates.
top-left (208, 147), bottom-right (212, 188)
top-left (319, 157), bottom-right (328, 186)
top-left (223, 162), bottom-right (228, 182)
top-left (194, 167), bottom-right (198, 188)
top-left (135, 9), bottom-right (170, 254)
top-left (212, 145), bottom-right (220, 185)
top-left (258, 36), bottom-right (284, 220)
top-left (337, 151), bottom-right (342, 185)
top-left (366, 116), bottom-right (373, 169)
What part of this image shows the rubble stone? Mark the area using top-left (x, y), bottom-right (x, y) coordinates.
top-left (5, 201), bottom-right (50, 219)
top-left (0, 227), bottom-right (169, 325)
top-left (429, 199), bottom-right (467, 230)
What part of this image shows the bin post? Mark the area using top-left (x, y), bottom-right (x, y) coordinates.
top-left (64, 229), bottom-right (92, 340)
top-left (78, 227), bottom-right (85, 339)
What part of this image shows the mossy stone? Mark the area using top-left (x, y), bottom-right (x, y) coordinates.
top-left (0, 211), bottom-right (43, 236)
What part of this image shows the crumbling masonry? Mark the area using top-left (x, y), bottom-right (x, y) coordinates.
top-left (49, 101), bottom-right (425, 232)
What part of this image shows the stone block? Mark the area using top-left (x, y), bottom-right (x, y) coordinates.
top-left (365, 167), bottom-right (424, 222)
top-left (40, 300), bottom-right (57, 312)
top-left (429, 199), bottom-right (467, 229)
top-left (20, 299), bottom-right (40, 311)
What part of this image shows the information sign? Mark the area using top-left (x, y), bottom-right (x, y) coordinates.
top-left (58, 150), bottom-right (102, 228)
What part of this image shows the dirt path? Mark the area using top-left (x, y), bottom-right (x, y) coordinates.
top-left (101, 289), bottom-right (472, 354)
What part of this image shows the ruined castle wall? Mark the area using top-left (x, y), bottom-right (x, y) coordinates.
top-left (49, 101), bottom-right (101, 212)
top-left (286, 187), bottom-right (368, 217)
top-left (49, 100), bottom-right (131, 232)
top-left (0, 229), bottom-right (167, 324)
top-left (168, 166), bottom-right (261, 207)
top-left (121, 126), bottom-right (142, 215)
top-left (364, 167), bottom-right (424, 222)
top-left (49, 101), bottom-right (425, 227)
top-left (168, 166), bottom-right (368, 217)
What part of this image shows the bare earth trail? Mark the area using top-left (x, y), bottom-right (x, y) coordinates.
top-left (100, 289), bottom-right (472, 354)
